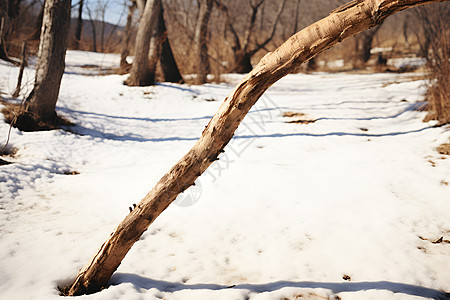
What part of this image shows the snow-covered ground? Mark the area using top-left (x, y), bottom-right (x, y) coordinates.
top-left (1, 51), bottom-right (449, 300)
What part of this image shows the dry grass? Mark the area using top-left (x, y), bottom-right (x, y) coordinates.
top-left (436, 143), bottom-right (450, 156)
top-left (283, 111), bottom-right (317, 124)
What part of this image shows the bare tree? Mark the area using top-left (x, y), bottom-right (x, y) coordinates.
top-left (61, 0), bottom-right (447, 296)
top-left (125, 0), bottom-right (161, 86)
top-left (352, 22), bottom-right (384, 68)
top-left (193, 0), bottom-right (213, 83)
top-left (417, 3), bottom-right (450, 124)
top-left (74, 0), bottom-right (84, 49)
top-left (0, 18), bottom-right (20, 65)
top-left (85, 4), bottom-right (98, 52)
top-left (120, 0), bottom-right (137, 69)
top-left (157, 3), bottom-right (184, 83)
top-left (218, 0), bottom-right (287, 73)
top-left (15, 0), bottom-right (70, 131)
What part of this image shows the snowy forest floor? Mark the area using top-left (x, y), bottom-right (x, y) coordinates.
top-left (0, 51), bottom-right (449, 300)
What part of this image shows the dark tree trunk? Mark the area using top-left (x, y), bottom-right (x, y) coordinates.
top-left (12, 41), bottom-right (27, 98)
top-left (0, 18), bottom-right (20, 65)
top-left (193, 0), bottom-right (213, 84)
top-left (229, 50), bottom-right (253, 73)
top-left (158, 4), bottom-right (183, 83)
top-left (74, 0), bottom-right (83, 50)
top-left (125, 0), bottom-right (161, 86)
top-left (16, 0), bottom-right (70, 131)
top-left (353, 23), bottom-right (383, 67)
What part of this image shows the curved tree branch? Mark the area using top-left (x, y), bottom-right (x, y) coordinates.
top-left (63, 0), bottom-right (448, 296)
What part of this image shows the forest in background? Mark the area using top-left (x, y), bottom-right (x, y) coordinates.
top-left (0, 0), bottom-right (448, 122)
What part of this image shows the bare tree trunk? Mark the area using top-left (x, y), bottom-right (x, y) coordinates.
top-left (125, 0), bottom-right (161, 86)
top-left (0, 18), bottom-right (20, 65)
top-left (352, 22), bottom-right (383, 67)
top-left (12, 41), bottom-right (26, 98)
top-left (62, 0), bottom-right (448, 296)
top-left (227, 0), bottom-right (286, 73)
top-left (86, 5), bottom-right (97, 52)
top-left (74, 0), bottom-right (84, 50)
top-left (120, 0), bottom-right (136, 70)
top-left (100, 8), bottom-right (106, 52)
top-left (293, 0), bottom-right (301, 34)
top-left (158, 4), bottom-right (184, 83)
top-left (193, 0), bottom-right (213, 84)
top-left (30, 1), bottom-right (44, 41)
top-left (15, 0), bottom-right (70, 131)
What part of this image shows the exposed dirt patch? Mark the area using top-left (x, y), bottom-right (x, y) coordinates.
top-left (1, 101), bottom-right (74, 132)
top-left (437, 143), bottom-right (450, 156)
top-left (283, 111), bottom-right (317, 124)
top-left (418, 235), bottom-right (450, 244)
top-left (63, 170), bottom-right (80, 175)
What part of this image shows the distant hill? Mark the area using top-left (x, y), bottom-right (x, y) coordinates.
top-left (68, 18), bottom-right (125, 53)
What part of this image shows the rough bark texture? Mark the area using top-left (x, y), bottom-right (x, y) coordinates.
top-left (63, 0), bottom-right (448, 296)
top-left (193, 0), bottom-right (213, 84)
top-left (158, 5), bottom-right (184, 83)
top-left (17, 0), bottom-right (70, 130)
top-left (125, 0), bottom-right (161, 86)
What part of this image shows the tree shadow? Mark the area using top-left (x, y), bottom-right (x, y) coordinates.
top-left (234, 126), bottom-right (434, 139)
top-left (110, 273), bottom-right (449, 299)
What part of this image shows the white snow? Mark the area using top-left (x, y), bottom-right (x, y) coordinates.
top-left (1, 51), bottom-right (449, 300)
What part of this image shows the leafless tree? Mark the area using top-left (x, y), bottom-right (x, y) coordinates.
top-left (61, 0), bottom-right (447, 296)
top-left (193, 0), bottom-right (214, 83)
top-left (15, 0), bottom-right (70, 131)
top-left (125, 0), bottom-right (161, 86)
top-left (120, 0), bottom-right (137, 69)
top-left (74, 0), bottom-right (84, 49)
top-left (218, 0), bottom-right (287, 73)
top-left (352, 22), bottom-right (384, 68)
top-left (156, 3), bottom-right (184, 83)
top-left (416, 3), bottom-right (450, 124)
top-left (85, 3), bottom-right (98, 52)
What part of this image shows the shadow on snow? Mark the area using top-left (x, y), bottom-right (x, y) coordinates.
top-left (110, 273), bottom-right (449, 299)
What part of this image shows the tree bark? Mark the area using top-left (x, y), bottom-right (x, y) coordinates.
top-left (125, 0), bottom-right (161, 86)
top-left (16, 0), bottom-right (70, 130)
top-left (74, 0), bottom-right (83, 50)
top-left (12, 41), bottom-right (26, 98)
top-left (157, 5), bottom-right (184, 83)
top-left (62, 0), bottom-right (448, 296)
top-left (193, 0), bottom-right (213, 84)
top-left (0, 18), bottom-right (20, 66)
